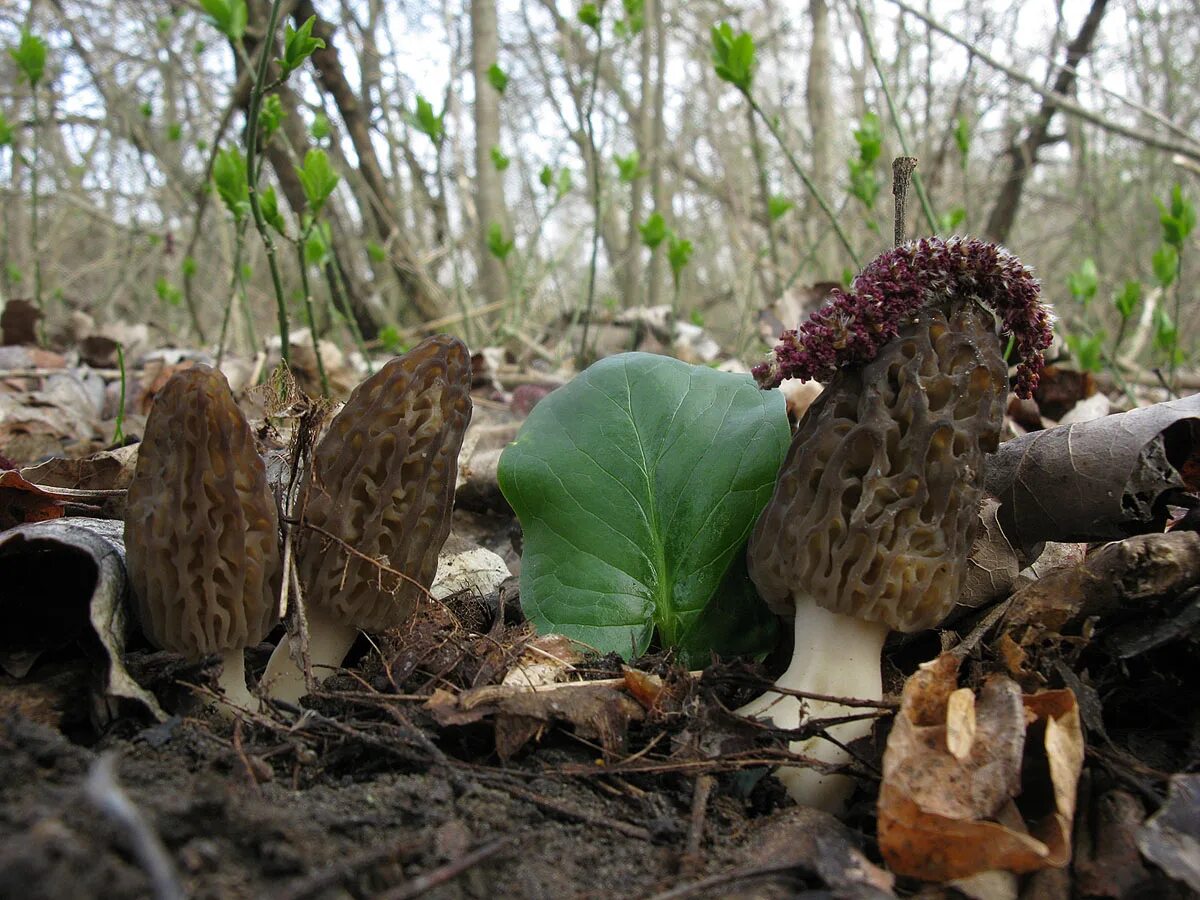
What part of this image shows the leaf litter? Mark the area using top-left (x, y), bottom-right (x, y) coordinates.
top-left (1, 317), bottom-right (1200, 896)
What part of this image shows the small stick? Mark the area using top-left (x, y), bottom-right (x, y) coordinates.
top-left (686, 775), bottom-right (714, 859)
top-left (277, 836), bottom-right (412, 900)
top-left (376, 837), bottom-right (512, 900)
top-left (648, 861), bottom-right (808, 900)
top-left (892, 156), bottom-right (918, 246)
top-left (84, 753), bottom-right (186, 900)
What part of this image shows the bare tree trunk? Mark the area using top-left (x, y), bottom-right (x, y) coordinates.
top-left (984, 0), bottom-right (1109, 242)
top-left (646, 0), bottom-right (668, 310)
top-left (621, 0), bottom-right (655, 308)
top-left (807, 0), bottom-right (835, 276)
top-left (471, 0), bottom-right (510, 308)
top-left (293, 0), bottom-right (445, 324)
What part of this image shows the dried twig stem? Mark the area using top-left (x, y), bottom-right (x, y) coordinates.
top-left (84, 753), bottom-right (186, 900)
top-left (892, 156), bottom-right (918, 246)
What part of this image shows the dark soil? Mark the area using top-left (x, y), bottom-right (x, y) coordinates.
top-left (0, 626), bottom-right (853, 900)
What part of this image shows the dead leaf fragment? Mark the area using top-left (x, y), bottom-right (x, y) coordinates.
top-left (426, 680), bottom-right (643, 761)
top-left (0, 469), bottom-right (66, 531)
top-left (1, 299), bottom-right (41, 345)
top-left (986, 395), bottom-right (1200, 551)
top-left (1137, 773), bottom-right (1200, 892)
top-left (738, 805), bottom-right (896, 897)
top-left (0, 518), bottom-right (166, 723)
top-left (877, 654), bottom-right (1084, 881)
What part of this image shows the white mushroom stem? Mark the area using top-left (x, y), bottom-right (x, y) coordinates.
top-left (259, 605), bottom-right (358, 707)
top-left (215, 648), bottom-right (257, 714)
top-left (737, 600), bottom-right (889, 813)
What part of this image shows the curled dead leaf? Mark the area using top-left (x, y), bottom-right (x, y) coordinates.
top-left (878, 653), bottom-right (1084, 881)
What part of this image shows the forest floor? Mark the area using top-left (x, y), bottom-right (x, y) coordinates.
top-left (1, 318), bottom-right (1199, 897)
top-left (0, 611), bottom-right (886, 900)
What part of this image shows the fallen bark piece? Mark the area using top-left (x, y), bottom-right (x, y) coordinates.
top-left (999, 531), bottom-right (1200, 665)
top-left (985, 394), bottom-right (1200, 552)
top-left (877, 654), bottom-right (1083, 881)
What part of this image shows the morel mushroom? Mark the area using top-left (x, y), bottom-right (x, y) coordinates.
top-left (262, 335), bottom-right (472, 704)
top-left (124, 365), bottom-right (282, 711)
top-left (742, 238), bottom-right (1052, 811)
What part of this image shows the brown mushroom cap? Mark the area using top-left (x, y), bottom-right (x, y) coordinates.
top-left (748, 302), bottom-right (1007, 632)
top-left (295, 334), bottom-right (473, 632)
top-left (125, 365), bottom-right (282, 657)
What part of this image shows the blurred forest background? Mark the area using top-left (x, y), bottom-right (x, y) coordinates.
top-left (0, 0), bottom-right (1197, 373)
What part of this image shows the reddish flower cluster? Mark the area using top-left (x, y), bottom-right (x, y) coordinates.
top-left (752, 237), bottom-right (1053, 398)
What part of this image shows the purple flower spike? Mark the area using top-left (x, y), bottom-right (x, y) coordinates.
top-left (753, 237), bottom-right (1053, 398)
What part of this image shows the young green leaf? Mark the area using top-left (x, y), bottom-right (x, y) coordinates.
top-left (1152, 243), bottom-right (1178, 287)
top-left (954, 116), bottom-right (971, 162)
top-left (1113, 280), bottom-right (1141, 320)
top-left (490, 145), bottom-right (510, 171)
top-left (198, 0), bottom-right (247, 42)
top-left (539, 165), bottom-right (554, 188)
top-left (615, 150), bottom-right (645, 182)
top-left (1065, 332), bottom-right (1104, 373)
top-left (578, 3), bottom-right (601, 31)
top-left (667, 233), bottom-right (692, 286)
top-left (295, 148), bottom-right (339, 215)
top-left (139, 101), bottom-right (153, 119)
top-left (639, 211), bottom-right (666, 249)
top-left (366, 240), bottom-right (387, 263)
top-left (155, 277), bottom-right (183, 307)
top-left (711, 23), bottom-right (755, 92)
top-left (614, 0), bottom-right (645, 36)
top-left (378, 324), bottom-right (408, 353)
top-left (10, 30), bottom-right (47, 87)
top-left (486, 222), bottom-right (514, 261)
top-left (212, 145), bottom-right (250, 221)
top-left (1157, 184), bottom-right (1196, 249)
top-left (937, 206), bottom-right (966, 232)
top-left (497, 353), bottom-right (790, 660)
top-left (1067, 258), bottom-right (1098, 303)
top-left (410, 94), bottom-right (444, 144)
top-left (278, 15), bottom-right (325, 76)
top-left (304, 220), bottom-right (332, 268)
top-left (852, 112), bottom-right (883, 166)
top-left (166, 122), bottom-right (182, 142)
top-left (848, 158), bottom-right (880, 210)
top-left (258, 94), bottom-right (285, 142)
top-left (1153, 307), bottom-right (1181, 361)
top-left (767, 195), bottom-right (793, 221)
top-left (486, 62), bottom-right (508, 93)
top-left (181, 256), bottom-right (197, 279)
top-left (555, 167), bottom-right (573, 199)
top-left (310, 111), bottom-right (330, 140)
top-left (0, 112), bottom-right (12, 147)
top-left (260, 185), bottom-right (287, 235)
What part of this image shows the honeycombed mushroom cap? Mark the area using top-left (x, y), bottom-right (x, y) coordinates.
top-left (125, 365), bottom-right (282, 658)
top-left (747, 303), bottom-right (1007, 633)
top-left (296, 334), bottom-right (473, 633)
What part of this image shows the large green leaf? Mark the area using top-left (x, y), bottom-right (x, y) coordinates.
top-left (498, 352), bottom-right (789, 661)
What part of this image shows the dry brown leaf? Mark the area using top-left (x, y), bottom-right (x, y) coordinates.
top-left (878, 654), bottom-right (1084, 881)
top-left (960, 500), bottom-right (1022, 611)
top-left (1, 299), bottom-right (41, 346)
top-left (426, 681), bottom-right (643, 761)
top-left (500, 633), bottom-right (582, 688)
top-left (985, 395), bottom-right (1200, 552)
top-left (0, 469), bottom-right (66, 531)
